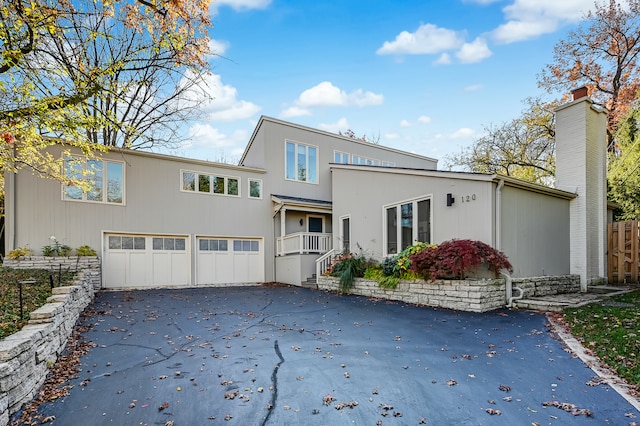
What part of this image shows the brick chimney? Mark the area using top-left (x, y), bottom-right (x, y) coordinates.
top-left (555, 92), bottom-right (608, 290)
top-left (571, 86), bottom-right (588, 101)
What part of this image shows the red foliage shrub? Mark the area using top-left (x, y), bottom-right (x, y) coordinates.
top-left (409, 239), bottom-right (513, 281)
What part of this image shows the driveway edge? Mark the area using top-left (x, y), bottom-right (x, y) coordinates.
top-left (546, 312), bottom-right (640, 412)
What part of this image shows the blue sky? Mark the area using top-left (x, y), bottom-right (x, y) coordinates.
top-left (167, 0), bottom-right (602, 166)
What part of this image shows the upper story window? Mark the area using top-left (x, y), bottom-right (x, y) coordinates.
top-left (63, 157), bottom-right (124, 204)
top-left (248, 178), bottom-right (262, 199)
top-left (382, 161), bottom-right (396, 167)
top-left (352, 155), bottom-right (380, 166)
top-left (334, 151), bottom-right (350, 164)
top-left (182, 170), bottom-right (239, 197)
top-left (286, 140), bottom-right (318, 183)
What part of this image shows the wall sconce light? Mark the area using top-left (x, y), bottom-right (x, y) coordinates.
top-left (446, 193), bottom-right (455, 207)
top-left (299, 218), bottom-right (304, 226)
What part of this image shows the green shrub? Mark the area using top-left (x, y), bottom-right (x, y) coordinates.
top-left (42, 237), bottom-right (72, 257)
top-left (75, 245), bottom-right (97, 256)
top-left (327, 252), bottom-right (374, 292)
top-left (6, 246), bottom-right (34, 259)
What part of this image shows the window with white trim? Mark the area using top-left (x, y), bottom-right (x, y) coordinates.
top-left (181, 170), bottom-right (240, 197)
top-left (199, 239), bottom-right (228, 251)
top-left (233, 239), bottom-right (260, 252)
top-left (352, 155), bottom-right (380, 166)
top-left (340, 215), bottom-right (351, 253)
top-left (248, 178), bottom-right (262, 199)
top-left (384, 197), bottom-right (431, 255)
top-left (334, 151), bottom-right (350, 164)
top-left (63, 157), bottom-right (124, 204)
top-left (285, 140), bottom-right (318, 183)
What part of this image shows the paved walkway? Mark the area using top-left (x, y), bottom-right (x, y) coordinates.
top-left (28, 286), bottom-right (640, 425)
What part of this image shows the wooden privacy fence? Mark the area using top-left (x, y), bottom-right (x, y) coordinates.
top-left (608, 220), bottom-right (640, 283)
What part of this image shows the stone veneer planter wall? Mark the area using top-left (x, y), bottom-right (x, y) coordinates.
top-left (0, 259), bottom-right (100, 426)
top-left (316, 274), bottom-right (580, 313)
top-left (2, 257), bottom-right (102, 291)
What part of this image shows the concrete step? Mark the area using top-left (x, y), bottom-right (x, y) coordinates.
top-left (513, 286), bottom-right (637, 312)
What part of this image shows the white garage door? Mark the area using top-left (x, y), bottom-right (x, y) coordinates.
top-left (196, 237), bottom-right (264, 285)
top-left (103, 233), bottom-right (190, 289)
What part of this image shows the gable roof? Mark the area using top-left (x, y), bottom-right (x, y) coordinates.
top-left (239, 115), bottom-right (439, 165)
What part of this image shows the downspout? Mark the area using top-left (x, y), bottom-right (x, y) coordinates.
top-left (495, 179), bottom-right (523, 308)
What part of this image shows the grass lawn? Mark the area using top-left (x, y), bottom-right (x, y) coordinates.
top-left (0, 268), bottom-right (75, 339)
top-left (564, 290), bottom-right (640, 389)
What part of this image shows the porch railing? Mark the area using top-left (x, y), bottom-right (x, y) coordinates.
top-left (315, 248), bottom-right (336, 281)
top-left (276, 232), bottom-right (332, 256)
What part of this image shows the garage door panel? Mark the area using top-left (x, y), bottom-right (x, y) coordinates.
top-left (128, 252), bottom-right (149, 285)
top-left (104, 233), bottom-right (190, 289)
top-left (215, 253), bottom-right (234, 283)
top-left (196, 237), bottom-right (263, 285)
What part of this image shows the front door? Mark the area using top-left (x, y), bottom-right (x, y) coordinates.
top-left (308, 216), bottom-right (323, 233)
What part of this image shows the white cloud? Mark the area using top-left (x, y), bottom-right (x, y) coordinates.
top-left (456, 37), bottom-right (492, 63)
top-left (434, 53), bottom-right (452, 65)
top-left (296, 81), bottom-right (383, 108)
top-left (450, 128), bottom-right (476, 139)
top-left (211, 0), bottom-right (271, 14)
top-left (317, 117), bottom-right (350, 134)
top-left (280, 106), bottom-right (311, 118)
top-left (186, 73), bottom-right (261, 122)
top-left (377, 23), bottom-right (465, 55)
top-left (208, 39), bottom-right (229, 57)
top-left (178, 126), bottom-right (249, 162)
top-left (401, 115), bottom-right (432, 127)
top-left (491, 0), bottom-right (594, 43)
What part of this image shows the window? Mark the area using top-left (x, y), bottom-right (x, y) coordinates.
top-left (352, 155), bottom-right (379, 166)
top-left (233, 240), bottom-right (260, 252)
top-left (334, 151), bottom-right (350, 164)
top-left (248, 179), bottom-right (262, 199)
top-left (384, 197), bottom-right (431, 255)
top-left (199, 239), bottom-right (228, 251)
top-left (153, 237), bottom-right (186, 250)
top-left (382, 161), bottom-right (396, 167)
top-left (108, 235), bottom-right (145, 250)
top-left (340, 216), bottom-right (350, 253)
top-left (181, 171), bottom-right (240, 197)
top-left (286, 140), bottom-right (318, 183)
top-left (64, 158), bottom-right (124, 204)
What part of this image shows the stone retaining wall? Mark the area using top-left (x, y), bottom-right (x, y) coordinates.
top-left (2, 257), bottom-right (101, 290)
top-left (512, 275), bottom-right (581, 297)
top-left (317, 276), bottom-right (506, 312)
top-left (0, 270), bottom-right (97, 426)
top-left (317, 274), bottom-right (581, 313)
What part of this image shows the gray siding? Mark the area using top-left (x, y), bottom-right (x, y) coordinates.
top-left (241, 117), bottom-right (438, 203)
top-left (7, 146), bottom-right (274, 283)
top-left (331, 168), bottom-right (494, 260)
top-left (500, 186), bottom-right (570, 277)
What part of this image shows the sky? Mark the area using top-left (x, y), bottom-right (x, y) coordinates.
top-left (164, 0), bottom-right (603, 166)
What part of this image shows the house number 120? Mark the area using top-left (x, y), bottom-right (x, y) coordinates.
top-left (461, 194), bottom-right (476, 202)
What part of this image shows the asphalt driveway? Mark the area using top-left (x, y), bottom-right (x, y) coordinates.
top-left (27, 285), bottom-right (640, 425)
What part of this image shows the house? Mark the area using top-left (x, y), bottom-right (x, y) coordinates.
top-left (3, 89), bottom-right (608, 292)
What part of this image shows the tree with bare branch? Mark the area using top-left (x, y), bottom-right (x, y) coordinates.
top-left (538, 0), bottom-right (640, 149)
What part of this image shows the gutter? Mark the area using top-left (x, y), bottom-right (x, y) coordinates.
top-left (495, 179), bottom-right (523, 308)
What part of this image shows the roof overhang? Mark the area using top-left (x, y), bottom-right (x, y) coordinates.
top-left (330, 164), bottom-right (577, 200)
top-left (271, 194), bottom-right (333, 215)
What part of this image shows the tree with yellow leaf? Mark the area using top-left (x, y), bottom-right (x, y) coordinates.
top-left (0, 0), bottom-right (212, 185)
